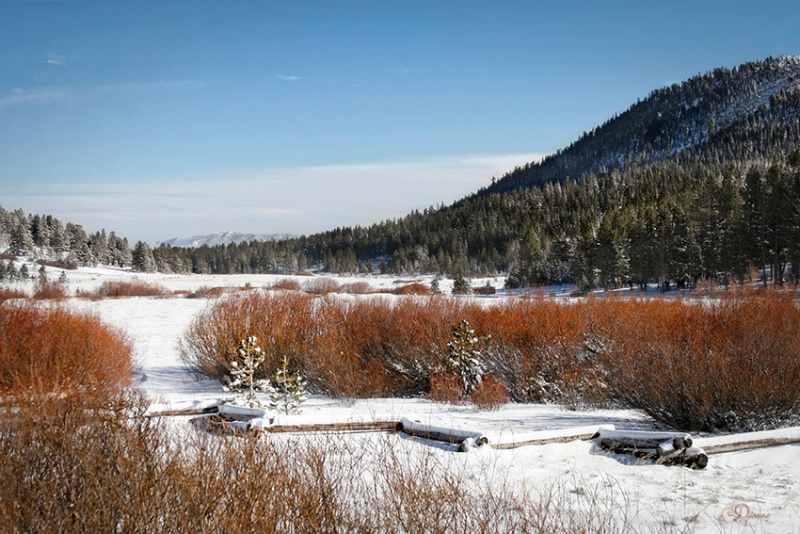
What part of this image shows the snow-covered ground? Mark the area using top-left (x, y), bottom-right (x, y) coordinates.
top-left (13, 263), bottom-right (800, 532)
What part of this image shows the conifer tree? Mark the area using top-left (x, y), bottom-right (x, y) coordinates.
top-left (223, 336), bottom-right (274, 408)
top-left (446, 319), bottom-right (484, 396)
top-left (270, 354), bottom-right (307, 415)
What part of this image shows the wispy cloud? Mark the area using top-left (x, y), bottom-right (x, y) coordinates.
top-left (0, 87), bottom-right (69, 107)
top-left (276, 74), bottom-right (302, 81)
top-left (0, 79), bottom-right (202, 108)
top-left (3, 152), bottom-right (544, 242)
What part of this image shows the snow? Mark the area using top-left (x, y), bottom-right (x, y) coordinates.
top-left (15, 263), bottom-right (800, 532)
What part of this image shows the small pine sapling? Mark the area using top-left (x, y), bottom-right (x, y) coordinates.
top-left (451, 273), bottom-right (472, 295)
top-left (446, 319), bottom-right (484, 396)
top-left (223, 336), bottom-right (275, 408)
top-left (270, 354), bottom-right (307, 414)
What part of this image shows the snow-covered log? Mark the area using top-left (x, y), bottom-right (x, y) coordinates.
top-left (491, 424), bottom-right (615, 450)
top-left (258, 421), bottom-right (400, 433)
top-left (597, 427), bottom-right (707, 469)
top-left (597, 428), bottom-right (693, 452)
top-left (694, 426), bottom-right (800, 455)
top-left (397, 417), bottom-right (488, 450)
top-left (217, 403), bottom-right (269, 421)
top-left (144, 399), bottom-right (221, 418)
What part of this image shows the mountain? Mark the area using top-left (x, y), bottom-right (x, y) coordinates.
top-left (150, 56), bottom-right (800, 287)
top-left (480, 56), bottom-right (800, 196)
top-left (160, 232), bottom-right (295, 248)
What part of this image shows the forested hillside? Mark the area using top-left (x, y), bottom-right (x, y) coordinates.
top-left (3, 56), bottom-right (800, 289)
top-left (480, 56), bottom-right (800, 194)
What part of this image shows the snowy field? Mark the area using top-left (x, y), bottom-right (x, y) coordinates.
top-left (16, 263), bottom-right (800, 532)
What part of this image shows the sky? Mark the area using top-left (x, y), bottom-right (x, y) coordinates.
top-left (2, 1), bottom-right (799, 244)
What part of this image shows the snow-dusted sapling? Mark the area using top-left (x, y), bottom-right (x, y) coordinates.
top-left (223, 336), bottom-right (275, 408)
top-left (270, 354), bottom-right (307, 415)
top-left (446, 319), bottom-right (484, 396)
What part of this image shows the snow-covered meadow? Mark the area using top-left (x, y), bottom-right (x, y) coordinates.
top-left (11, 263), bottom-right (800, 532)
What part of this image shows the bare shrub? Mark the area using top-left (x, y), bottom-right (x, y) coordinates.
top-left (36, 259), bottom-right (78, 270)
top-left (0, 302), bottom-right (132, 398)
top-left (303, 277), bottom-right (341, 295)
top-left (180, 290), bottom-right (315, 381)
top-left (184, 285), bottom-right (226, 299)
top-left (0, 287), bottom-right (27, 303)
top-left (340, 280), bottom-right (372, 294)
top-left (594, 291), bottom-right (800, 432)
top-left (32, 277), bottom-right (69, 300)
top-left (389, 282), bottom-right (434, 296)
top-left (469, 374), bottom-right (509, 410)
top-left (82, 279), bottom-right (171, 298)
top-left (270, 277), bottom-right (302, 291)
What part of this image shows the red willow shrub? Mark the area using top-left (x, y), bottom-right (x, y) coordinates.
top-left (469, 375), bottom-right (510, 410)
top-left (181, 289), bottom-right (800, 430)
top-left (181, 290), bottom-right (316, 381)
top-left (591, 292), bottom-right (800, 432)
top-left (0, 287), bottom-right (27, 304)
top-left (79, 279), bottom-right (171, 299)
top-left (0, 302), bottom-right (132, 399)
top-left (32, 278), bottom-right (70, 300)
top-left (468, 297), bottom-right (597, 405)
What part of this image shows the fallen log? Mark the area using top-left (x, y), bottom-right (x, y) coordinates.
top-left (260, 421), bottom-right (400, 434)
top-left (397, 417), bottom-right (488, 450)
top-left (694, 426), bottom-right (800, 455)
top-left (597, 428), bottom-right (693, 452)
top-left (144, 404), bottom-right (219, 418)
top-left (596, 427), bottom-right (707, 469)
top-left (492, 424), bottom-right (615, 450)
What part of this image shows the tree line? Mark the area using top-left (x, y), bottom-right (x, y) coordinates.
top-left (4, 154), bottom-right (800, 291)
top-left (129, 153), bottom-right (800, 290)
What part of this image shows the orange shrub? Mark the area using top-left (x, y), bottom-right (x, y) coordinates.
top-left (389, 283), bottom-right (434, 296)
top-left (0, 287), bottom-right (27, 304)
top-left (180, 290), bottom-right (315, 381)
top-left (81, 279), bottom-right (171, 299)
top-left (428, 373), bottom-right (462, 404)
top-left (271, 278), bottom-right (302, 291)
top-left (32, 278), bottom-right (69, 300)
top-left (0, 302), bottom-right (132, 399)
top-left (303, 277), bottom-right (341, 295)
top-left (593, 292), bottom-right (800, 431)
top-left (469, 375), bottom-right (509, 410)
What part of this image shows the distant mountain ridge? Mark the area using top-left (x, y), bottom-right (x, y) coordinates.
top-left (160, 232), bottom-right (295, 248)
top-left (481, 55), bottom-right (800, 195)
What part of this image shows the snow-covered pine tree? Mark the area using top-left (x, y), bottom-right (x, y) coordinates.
top-left (223, 336), bottom-right (275, 408)
top-left (446, 319), bottom-right (484, 396)
top-left (270, 354), bottom-right (307, 414)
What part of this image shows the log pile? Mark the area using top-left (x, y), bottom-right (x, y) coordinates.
top-left (596, 427), bottom-right (708, 469)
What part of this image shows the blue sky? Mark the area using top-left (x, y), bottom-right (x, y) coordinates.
top-left (2, 1), bottom-right (799, 243)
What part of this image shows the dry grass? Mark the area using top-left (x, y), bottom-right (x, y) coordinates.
top-left (0, 390), bottom-right (655, 533)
